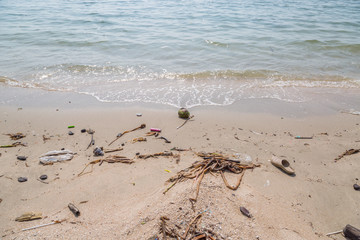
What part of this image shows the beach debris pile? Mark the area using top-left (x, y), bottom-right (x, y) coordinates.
top-left (163, 152), bottom-right (260, 201)
top-left (159, 214), bottom-right (217, 240)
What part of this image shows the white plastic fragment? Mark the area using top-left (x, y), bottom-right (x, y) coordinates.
top-left (39, 150), bottom-right (75, 165)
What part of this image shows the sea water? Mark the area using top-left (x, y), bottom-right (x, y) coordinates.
top-left (0, 0), bottom-right (359, 108)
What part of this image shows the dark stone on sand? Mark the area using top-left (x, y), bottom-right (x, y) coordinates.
top-left (17, 156), bottom-right (27, 161)
top-left (68, 131), bottom-right (74, 135)
top-left (18, 177), bottom-right (27, 182)
top-left (81, 129), bottom-right (86, 133)
top-left (40, 175), bottom-right (48, 180)
top-left (354, 184), bottom-right (360, 191)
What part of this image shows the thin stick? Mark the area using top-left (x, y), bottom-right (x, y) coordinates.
top-left (21, 219), bottom-right (64, 231)
top-left (177, 115), bottom-right (194, 129)
top-left (182, 213), bottom-right (202, 240)
top-left (108, 124), bottom-right (146, 146)
top-left (326, 230), bottom-right (343, 236)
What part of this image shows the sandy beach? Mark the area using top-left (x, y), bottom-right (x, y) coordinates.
top-left (0, 89), bottom-right (359, 240)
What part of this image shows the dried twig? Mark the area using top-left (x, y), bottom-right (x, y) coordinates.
top-left (108, 124), bottom-right (146, 146)
top-left (78, 155), bottom-right (133, 176)
top-left (177, 115), bottom-right (194, 129)
top-left (138, 151), bottom-right (174, 159)
top-left (5, 133), bottom-right (25, 140)
top-left (0, 142), bottom-right (27, 148)
top-left (335, 149), bottom-right (360, 162)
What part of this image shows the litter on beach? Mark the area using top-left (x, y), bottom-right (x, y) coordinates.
top-left (39, 150), bottom-right (75, 165)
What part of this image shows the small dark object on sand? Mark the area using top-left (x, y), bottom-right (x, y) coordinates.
top-left (240, 206), bottom-right (252, 218)
top-left (18, 177), bottom-right (28, 182)
top-left (81, 129), bottom-right (86, 133)
top-left (354, 184), bottom-right (360, 191)
top-left (343, 224), bottom-right (360, 240)
top-left (68, 131), bottom-right (74, 136)
top-left (93, 147), bottom-right (104, 156)
top-left (17, 156), bottom-right (27, 161)
top-left (68, 203), bottom-right (80, 217)
top-left (39, 175), bottom-right (48, 180)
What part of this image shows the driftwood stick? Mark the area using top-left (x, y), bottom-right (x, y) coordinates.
top-left (108, 124), bottom-right (146, 146)
top-left (177, 115), bottom-right (194, 129)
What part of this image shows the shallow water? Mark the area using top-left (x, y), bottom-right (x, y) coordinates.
top-left (0, 0), bottom-right (359, 107)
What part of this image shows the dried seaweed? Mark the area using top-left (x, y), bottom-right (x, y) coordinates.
top-left (138, 151), bottom-right (175, 159)
top-left (164, 152), bottom-right (260, 201)
top-left (108, 124), bottom-right (146, 146)
top-left (335, 148), bottom-right (360, 162)
top-left (0, 142), bottom-right (27, 148)
top-left (5, 133), bottom-right (25, 140)
top-left (159, 214), bottom-right (217, 240)
top-left (78, 155), bottom-right (133, 176)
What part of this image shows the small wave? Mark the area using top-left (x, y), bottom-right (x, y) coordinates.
top-left (1, 67), bottom-right (359, 108)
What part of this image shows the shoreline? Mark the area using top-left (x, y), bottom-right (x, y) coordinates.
top-left (0, 86), bottom-right (359, 239)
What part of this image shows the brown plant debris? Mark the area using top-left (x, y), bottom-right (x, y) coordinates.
top-left (15, 212), bottom-right (42, 222)
top-left (138, 151), bottom-right (176, 159)
top-left (103, 147), bottom-right (123, 153)
top-left (132, 137), bottom-right (147, 143)
top-left (5, 133), bottom-right (26, 140)
top-left (42, 135), bottom-right (51, 143)
top-left (0, 142), bottom-right (27, 148)
top-left (108, 124), bottom-right (146, 146)
top-left (177, 115), bottom-right (194, 130)
top-left (335, 148), bottom-right (360, 162)
top-left (163, 152), bottom-right (260, 201)
top-left (159, 214), bottom-right (216, 240)
top-left (170, 147), bottom-right (191, 152)
top-left (78, 155), bottom-right (133, 176)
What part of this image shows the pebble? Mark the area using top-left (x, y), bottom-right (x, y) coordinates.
top-left (354, 184), bottom-right (360, 191)
top-left (18, 177), bottom-right (28, 183)
top-left (17, 156), bottom-right (27, 161)
top-left (68, 131), bottom-right (74, 135)
top-left (81, 129), bottom-right (86, 133)
top-left (40, 175), bottom-right (48, 180)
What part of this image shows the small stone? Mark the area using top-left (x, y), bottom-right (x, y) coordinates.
top-left (121, 143), bottom-right (125, 146)
top-left (40, 175), bottom-right (48, 180)
top-left (17, 156), bottom-right (27, 161)
top-left (81, 129), bottom-right (86, 133)
top-left (61, 148), bottom-right (65, 150)
top-left (136, 152), bottom-right (140, 156)
top-left (354, 184), bottom-right (360, 191)
top-left (136, 113), bottom-right (142, 117)
top-left (18, 177), bottom-right (27, 182)
top-left (68, 131), bottom-right (74, 135)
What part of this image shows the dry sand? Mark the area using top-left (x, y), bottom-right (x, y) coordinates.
top-left (0, 91), bottom-right (359, 240)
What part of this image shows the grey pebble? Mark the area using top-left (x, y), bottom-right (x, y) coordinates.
top-left (17, 156), bottom-right (27, 161)
top-left (18, 177), bottom-right (28, 182)
top-left (40, 175), bottom-right (48, 180)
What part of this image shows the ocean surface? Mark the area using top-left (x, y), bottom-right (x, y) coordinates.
top-left (0, 0), bottom-right (359, 108)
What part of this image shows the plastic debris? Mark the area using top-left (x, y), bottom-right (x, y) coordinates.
top-left (150, 128), bottom-right (161, 132)
top-left (68, 125), bottom-right (75, 128)
top-left (39, 150), bottom-right (75, 165)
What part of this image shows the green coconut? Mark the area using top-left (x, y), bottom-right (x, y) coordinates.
top-left (178, 108), bottom-right (190, 119)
